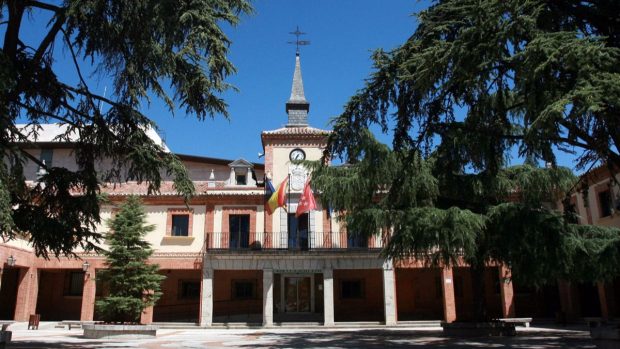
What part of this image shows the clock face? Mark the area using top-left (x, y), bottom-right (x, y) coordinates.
top-left (290, 148), bottom-right (306, 161)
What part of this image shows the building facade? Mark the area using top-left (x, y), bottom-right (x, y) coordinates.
top-left (0, 54), bottom-right (617, 325)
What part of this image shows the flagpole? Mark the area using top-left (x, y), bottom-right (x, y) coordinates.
top-left (307, 176), bottom-right (311, 249)
top-left (288, 173), bottom-right (292, 249)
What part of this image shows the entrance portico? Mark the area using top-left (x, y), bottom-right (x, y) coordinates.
top-left (202, 253), bottom-right (390, 326)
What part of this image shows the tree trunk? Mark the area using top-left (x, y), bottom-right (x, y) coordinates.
top-left (471, 261), bottom-right (488, 322)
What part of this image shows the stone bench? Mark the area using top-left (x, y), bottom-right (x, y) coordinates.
top-left (498, 317), bottom-right (533, 328)
top-left (0, 330), bottom-right (12, 349)
top-left (82, 324), bottom-right (158, 339)
top-left (56, 321), bottom-right (88, 330)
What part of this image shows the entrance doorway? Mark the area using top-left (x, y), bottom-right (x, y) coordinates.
top-left (0, 268), bottom-right (20, 320)
top-left (284, 276), bottom-right (311, 312)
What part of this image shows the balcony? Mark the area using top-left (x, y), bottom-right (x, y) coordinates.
top-left (205, 231), bottom-right (383, 252)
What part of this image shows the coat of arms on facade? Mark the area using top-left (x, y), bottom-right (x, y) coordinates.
top-left (290, 166), bottom-right (307, 192)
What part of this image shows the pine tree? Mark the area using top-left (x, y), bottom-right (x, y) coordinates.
top-left (311, 0), bottom-right (620, 319)
top-left (96, 196), bottom-right (164, 323)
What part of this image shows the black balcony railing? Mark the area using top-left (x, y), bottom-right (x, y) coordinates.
top-left (205, 231), bottom-right (383, 251)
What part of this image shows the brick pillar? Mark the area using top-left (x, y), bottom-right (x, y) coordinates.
top-left (383, 261), bottom-right (397, 326)
top-left (14, 267), bottom-right (39, 321)
top-left (140, 305), bottom-right (154, 324)
top-left (323, 268), bottom-right (334, 326)
top-left (441, 267), bottom-right (457, 323)
top-left (558, 280), bottom-right (576, 321)
top-left (263, 269), bottom-right (273, 326)
top-left (80, 270), bottom-right (96, 321)
top-left (597, 282), bottom-right (610, 320)
top-left (200, 267), bottom-right (214, 326)
top-left (499, 265), bottom-right (515, 318)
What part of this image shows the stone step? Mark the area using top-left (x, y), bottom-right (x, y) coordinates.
top-left (395, 320), bottom-right (442, 327)
top-left (152, 322), bottom-right (204, 329)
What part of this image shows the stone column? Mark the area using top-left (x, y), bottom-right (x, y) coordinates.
top-left (323, 268), bottom-right (335, 326)
top-left (383, 261), bottom-right (397, 326)
top-left (263, 269), bottom-right (273, 326)
top-left (80, 270), bottom-right (97, 321)
top-left (499, 265), bottom-right (515, 318)
top-left (14, 267), bottom-right (39, 321)
top-left (441, 267), bottom-right (457, 323)
top-left (200, 267), bottom-right (214, 326)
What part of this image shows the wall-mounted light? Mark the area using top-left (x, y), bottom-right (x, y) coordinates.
top-left (82, 261), bottom-right (90, 272)
top-left (7, 255), bottom-right (16, 267)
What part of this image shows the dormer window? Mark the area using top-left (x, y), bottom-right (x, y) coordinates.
top-left (227, 158), bottom-right (256, 187)
top-left (236, 174), bottom-right (247, 185)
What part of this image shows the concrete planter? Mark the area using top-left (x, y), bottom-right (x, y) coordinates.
top-left (82, 324), bottom-right (158, 339)
top-left (0, 331), bottom-right (12, 349)
top-left (441, 322), bottom-right (516, 337)
top-left (590, 326), bottom-right (620, 349)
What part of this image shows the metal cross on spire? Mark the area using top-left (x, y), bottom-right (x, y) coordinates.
top-left (287, 26), bottom-right (310, 55)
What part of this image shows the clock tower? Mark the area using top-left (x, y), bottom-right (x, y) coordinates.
top-left (261, 52), bottom-right (329, 233)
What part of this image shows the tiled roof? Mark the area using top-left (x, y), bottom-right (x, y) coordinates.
top-left (99, 181), bottom-right (263, 196)
top-left (15, 123), bottom-right (170, 152)
top-left (262, 126), bottom-right (330, 136)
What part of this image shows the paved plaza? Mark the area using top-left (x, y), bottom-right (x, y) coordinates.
top-left (2, 323), bottom-right (600, 348)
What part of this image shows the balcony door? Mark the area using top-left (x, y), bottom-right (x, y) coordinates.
top-left (229, 214), bottom-right (250, 249)
top-left (288, 213), bottom-right (308, 250)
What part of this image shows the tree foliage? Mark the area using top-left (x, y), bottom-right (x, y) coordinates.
top-left (330, 0), bottom-right (620, 170)
top-left (311, 0), bottom-right (620, 320)
top-left (0, 0), bottom-right (252, 257)
top-left (96, 196), bottom-right (164, 323)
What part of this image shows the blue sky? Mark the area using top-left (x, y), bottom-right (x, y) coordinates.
top-left (152, 0), bottom-right (424, 162)
top-left (10, 0), bottom-right (579, 168)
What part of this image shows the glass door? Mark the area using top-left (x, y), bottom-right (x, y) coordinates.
top-left (229, 214), bottom-right (250, 249)
top-left (288, 213), bottom-right (308, 250)
top-left (284, 277), bottom-right (311, 312)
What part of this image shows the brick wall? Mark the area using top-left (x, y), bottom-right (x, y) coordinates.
top-left (333, 269), bottom-right (384, 322)
top-left (452, 267), bottom-right (502, 320)
top-left (36, 270), bottom-right (82, 321)
top-left (396, 268), bottom-right (444, 320)
top-left (153, 269), bottom-right (201, 322)
top-left (213, 270), bottom-right (263, 319)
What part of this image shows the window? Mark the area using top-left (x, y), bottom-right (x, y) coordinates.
top-left (236, 174), bottom-right (247, 185)
top-left (229, 214), bottom-right (250, 249)
top-left (40, 148), bottom-right (53, 167)
top-left (341, 280), bottom-right (364, 299)
top-left (599, 190), bottom-right (612, 217)
top-left (179, 281), bottom-right (200, 300)
top-left (232, 280), bottom-right (256, 300)
top-left (171, 214), bottom-right (190, 236)
top-left (64, 271), bottom-right (84, 296)
top-left (347, 231), bottom-right (367, 249)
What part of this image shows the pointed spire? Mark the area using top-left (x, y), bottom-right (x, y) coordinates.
top-left (286, 53), bottom-right (309, 127)
top-left (289, 53), bottom-right (307, 102)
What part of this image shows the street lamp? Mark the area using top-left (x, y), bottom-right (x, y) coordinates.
top-left (82, 261), bottom-right (90, 272)
top-left (7, 255), bottom-right (16, 267)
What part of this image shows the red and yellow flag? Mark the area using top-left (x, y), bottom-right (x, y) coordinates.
top-left (267, 176), bottom-right (289, 214)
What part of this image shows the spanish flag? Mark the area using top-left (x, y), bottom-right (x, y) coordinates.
top-left (267, 176), bottom-right (289, 214)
